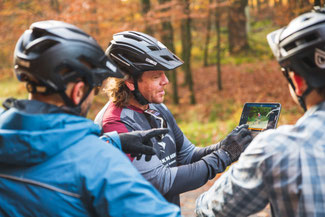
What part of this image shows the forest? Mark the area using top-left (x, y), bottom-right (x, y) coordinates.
top-left (1, 0), bottom-right (323, 216)
top-left (0, 0), bottom-right (320, 143)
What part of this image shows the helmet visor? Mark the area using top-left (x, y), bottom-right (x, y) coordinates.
top-left (267, 27), bottom-right (286, 60)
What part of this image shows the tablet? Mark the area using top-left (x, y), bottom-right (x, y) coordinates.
top-left (239, 103), bottom-right (281, 137)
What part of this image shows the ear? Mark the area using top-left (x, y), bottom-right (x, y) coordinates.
top-left (291, 73), bottom-right (306, 96)
top-left (124, 78), bottom-right (135, 91)
top-left (70, 81), bottom-right (85, 105)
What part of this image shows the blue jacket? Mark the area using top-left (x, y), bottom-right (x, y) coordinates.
top-left (0, 99), bottom-right (181, 217)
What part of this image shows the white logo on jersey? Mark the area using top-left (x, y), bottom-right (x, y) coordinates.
top-left (315, 48), bottom-right (325, 69)
top-left (158, 141), bottom-right (166, 152)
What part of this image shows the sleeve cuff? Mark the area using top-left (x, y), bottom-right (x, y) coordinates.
top-left (218, 149), bottom-right (232, 165)
top-left (100, 131), bottom-right (122, 150)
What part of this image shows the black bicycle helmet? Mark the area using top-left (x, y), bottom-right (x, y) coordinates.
top-left (105, 31), bottom-right (183, 104)
top-left (14, 20), bottom-right (123, 111)
top-left (267, 7), bottom-right (325, 110)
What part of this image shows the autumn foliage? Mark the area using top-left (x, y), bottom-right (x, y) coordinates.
top-left (0, 0), bottom-right (314, 115)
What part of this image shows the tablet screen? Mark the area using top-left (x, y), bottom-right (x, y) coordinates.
top-left (239, 103), bottom-right (281, 133)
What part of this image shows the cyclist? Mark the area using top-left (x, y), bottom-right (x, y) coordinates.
top-left (0, 20), bottom-right (181, 216)
top-left (95, 31), bottom-right (252, 206)
top-left (195, 7), bottom-right (325, 217)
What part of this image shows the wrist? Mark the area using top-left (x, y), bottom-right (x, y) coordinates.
top-left (218, 149), bottom-right (232, 165)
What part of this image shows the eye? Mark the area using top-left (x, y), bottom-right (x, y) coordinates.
top-left (152, 73), bottom-right (161, 79)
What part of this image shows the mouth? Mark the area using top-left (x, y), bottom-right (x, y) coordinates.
top-left (159, 90), bottom-right (165, 95)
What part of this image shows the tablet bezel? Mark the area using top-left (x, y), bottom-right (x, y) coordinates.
top-left (239, 102), bottom-right (281, 133)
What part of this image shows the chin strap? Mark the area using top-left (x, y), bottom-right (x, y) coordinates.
top-left (281, 68), bottom-right (313, 112)
top-left (58, 91), bottom-right (82, 115)
top-left (132, 75), bottom-right (149, 105)
top-left (297, 87), bottom-right (313, 112)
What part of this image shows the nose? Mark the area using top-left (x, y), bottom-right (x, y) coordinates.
top-left (161, 72), bottom-right (169, 85)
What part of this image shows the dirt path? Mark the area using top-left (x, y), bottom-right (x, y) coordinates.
top-left (180, 175), bottom-right (271, 217)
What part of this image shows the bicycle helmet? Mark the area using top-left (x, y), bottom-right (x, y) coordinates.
top-left (14, 20), bottom-right (123, 111)
top-left (105, 31), bottom-right (183, 105)
top-left (267, 7), bottom-right (325, 110)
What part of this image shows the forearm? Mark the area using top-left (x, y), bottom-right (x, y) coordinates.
top-left (165, 160), bottom-right (209, 197)
top-left (166, 150), bottom-right (230, 196)
top-left (195, 138), bottom-right (270, 217)
top-left (195, 167), bottom-right (268, 217)
top-left (191, 143), bottom-right (220, 162)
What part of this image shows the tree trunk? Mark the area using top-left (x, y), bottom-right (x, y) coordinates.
top-left (314, 0), bottom-right (321, 6)
top-left (50, 0), bottom-right (60, 13)
top-left (256, 0), bottom-right (261, 12)
top-left (274, 0), bottom-right (282, 7)
top-left (181, 0), bottom-right (196, 104)
top-left (288, 0), bottom-right (297, 10)
top-left (216, 0), bottom-right (222, 91)
top-left (228, 0), bottom-right (249, 54)
top-left (203, 0), bottom-right (213, 67)
top-left (298, 0), bottom-right (310, 8)
top-left (90, 0), bottom-right (100, 36)
top-left (141, 0), bottom-right (153, 35)
top-left (158, 0), bottom-right (179, 104)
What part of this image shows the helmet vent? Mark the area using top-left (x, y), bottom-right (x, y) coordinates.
top-left (161, 55), bottom-right (173, 61)
top-left (302, 17), bottom-right (311, 22)
top-left (148, 45), bottom-right (159, 51)
top-left (124, 34), bottom-right (142, 42)
top-left (26, 39), bottom-right (58, 54)
top-left (283, 33), bottom-right (318, 52)
top-left (123, 53), bottom-right (142, 63)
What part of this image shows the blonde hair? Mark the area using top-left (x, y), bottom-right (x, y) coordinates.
top-left (103, 75), bottom-right (133, 108)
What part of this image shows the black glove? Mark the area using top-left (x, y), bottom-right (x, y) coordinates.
top-left (119, 128), bottom-right (169, 161)
top-left (219, 124), bottom-right (252, 162)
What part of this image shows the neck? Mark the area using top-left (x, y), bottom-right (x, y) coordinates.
top-left (305, 89), bottom-right (325, 110)
top-left (128, 96), bottom-right (149, 110)
top-left (29, 93), bottom-right (65, 107)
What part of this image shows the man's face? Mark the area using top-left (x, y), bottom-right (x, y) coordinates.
top-left (137, 70), bottom-right (169, 104)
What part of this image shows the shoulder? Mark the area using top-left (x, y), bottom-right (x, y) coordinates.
top-left (102, 103), bottom-right (129, 133)
top-left (151, 103), bottom-right (174, 119)
top-left (152, 103), bottom-right (170, 112)
top-left (102, 103), bottom-right (123, 122)
top-left (71, 133), bottom-right (126, 167)
top-left (247, 125), bottom-right (294, 154)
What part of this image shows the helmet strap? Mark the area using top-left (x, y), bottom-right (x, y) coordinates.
top-left (297, 86), bottom-right (313, 112)
top-left (26, 79), bottom-right (94, 116)
top-left (132, 75), bottom-right (149, 105)
top-left (58, 87), bottom-right (93, 116)
top-left (281, 68), bottom-right (313, 112)
top-left (26, 81), bottom-right (56, 95)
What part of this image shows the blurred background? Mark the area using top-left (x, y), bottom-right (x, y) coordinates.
top-left (0, 1), bottom-right (321, 215)
top-left (1, 0), bottom-right (317, 144)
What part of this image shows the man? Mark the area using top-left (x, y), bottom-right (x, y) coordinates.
top-left (95, 31), bottom-right (252, 206)
top-left (0, 20), bottom-right (181, 216)
top-left (195, 7), bottom-right (325, 217)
